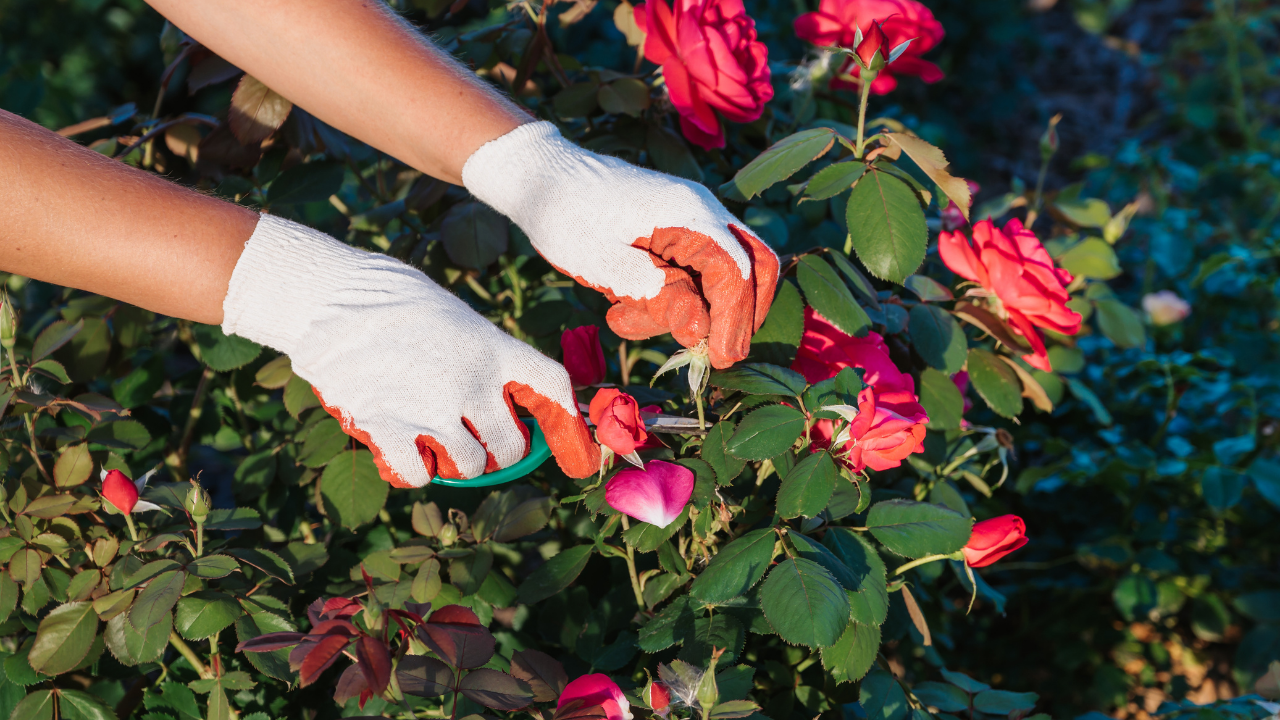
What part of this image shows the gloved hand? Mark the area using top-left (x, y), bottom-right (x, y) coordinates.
top-left (221, 214), bottom-right (600, 487)
top-left (462, 122), bottom-right (779, 370)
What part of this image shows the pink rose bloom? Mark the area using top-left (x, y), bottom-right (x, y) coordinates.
top-left (791, 308), bottom-right (928, 472)
top-left (559, 675), bottom-right (633, 720)
top-left (794, 0), bottom-right (945, 95)
top-left (939, 218), bottom-right (1083, 372)
top-left (606, 460), bottom-right (694, 528)
top-left (634, 0), bottom-right (772, 149)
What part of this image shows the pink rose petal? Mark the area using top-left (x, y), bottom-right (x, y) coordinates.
top-left (605, 460), bottom-right (694, 528)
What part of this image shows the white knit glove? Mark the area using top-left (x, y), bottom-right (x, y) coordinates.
top-left (222, 214), bottom-right (599, 487)
top-left (462, 122), bottom-right (779, 369)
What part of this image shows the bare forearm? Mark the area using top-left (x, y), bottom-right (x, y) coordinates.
top-left (147, 0), bottom-right (527, 185)
top-left (0, 110), bottom-right (256, 324)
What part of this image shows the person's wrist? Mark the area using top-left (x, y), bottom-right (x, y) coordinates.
top-left (461, 121), bottom-right (581, 222)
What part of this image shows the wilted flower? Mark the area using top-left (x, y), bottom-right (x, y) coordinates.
top-left (634, 0), bottom-right (772, 149)
top-left (939, 218), bottom-right (1082, 372)
top-left (561, 325), bottom-right (606, 387)
top-left (1143, 290), bottom-right (1191, 326)
top-left (559, 674), bottom-right (633, 720)
top-left (794, 0), bottom-right (945, 94)
top-left (100, 468), bottom-right (162, 515)
top-left (792, 308), bottom-right (928, 472)
top-left (963, 515), bottom-right (1028, 568)
top-left (606, 460), bottom-right (694, 528)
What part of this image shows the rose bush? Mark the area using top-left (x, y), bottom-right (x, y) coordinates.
top-left (0, 2), bottom-right (1277, 720)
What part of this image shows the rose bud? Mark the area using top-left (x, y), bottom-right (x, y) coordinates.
top-left (101, 469), bottom-right (139, 515)
top-left (644, 679), bottom-right (672, 717)
top-left (1142, 290), bottom-right (1191, 326)
top-left (962, 515), bottom-right (1028, 568)
top-left (561, 325), bottom-right (606, 387)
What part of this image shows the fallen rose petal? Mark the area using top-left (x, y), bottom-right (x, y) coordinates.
top-left (606, 460), bottom-right (694, 528)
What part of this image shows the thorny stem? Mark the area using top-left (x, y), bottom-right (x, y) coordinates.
top-left (619, 516), bottom-right (647, 610)
top-left (7, 346), bottom-right (50, 483)
top-left (855, 71), bottom-right (876, 158)
top-left (168, 632), bottom-right (213, 679)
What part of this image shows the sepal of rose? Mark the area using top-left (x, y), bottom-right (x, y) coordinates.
top-left (651, 340), bottom-right (711, 397)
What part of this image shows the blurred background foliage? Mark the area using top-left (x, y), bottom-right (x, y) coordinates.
top-left (0, 0), bottom-right (1278, 719)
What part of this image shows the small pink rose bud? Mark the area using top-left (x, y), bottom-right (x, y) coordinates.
top-left (1142, 291), bottom-right (1191, 326)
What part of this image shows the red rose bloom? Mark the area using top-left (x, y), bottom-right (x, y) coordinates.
top-left (791, 307), bottom-right (928, 472)
top-left (963, 515), bottom-right (1028, 567)
top-left (102, 469), bottom-right (139, 514)
top-left (794, 0), bottom-right (945, 95)
top-left (939, 218), bottom-right (1083, 372)
top-left (561, 325), bottom-right (606, 387)
top-left (589, 388), bottom-right (650, 456)
top-left (634, 0), bottom-right (772, 149)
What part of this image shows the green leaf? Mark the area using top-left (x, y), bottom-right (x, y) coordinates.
top-left (441, 202), bottom-right (509, 270)
top-left (846, 169), bottom-right (927, 284)
top-left (204, 508), bottom-right (263, 531)
top-left (112, 358), bottom-right (164, 408)
top-left (973, 690), bottom-right (1038, 715)
top-left (821, 528), bottom-right (889, 625)
top-left (1057, 237), bottom-right (1121, 280)
top-left (129, 570), bottom-right (186, 631)
top-left (966, 349), bottom-right (1023, 419)
top-left (709, 363), bottom-right (806, 397)
top-left (702, 421), bottom-right (746, 485)
top-left (861, 670), bottom-right (908, 720)
top-left (903, 275), bottom-right (953, 302)
top-left (1094, 299), bottom-right (1146, 349)
top-left (31, 359), bottom-right (72, 385)
top-left (32, 319), bottom-right (83, 362)
top-left (827, 251), bottom-right (881, 309)
top-left (58, 689), bottom-right (117, 720)
top-left (1054, 197), bottom-right (1111, 228)
top-left (912, 682), bottom-right (970, 712)
top-left (726, 405), bottom-right (806, 461)
top-left (679, 614), bottom-right (744, 665)
top-left (803, 367), bottom-right (865, 413)
top-left (909, 305), bottom-right (967, 374)
top-left (750, 280), bottom-right (804, 366)
top-left (759, 558), bottom-right (849, 648)
top-left (646, 125), bottom-right (703, 182)
top-left (449, 544), bottom-right (493, 595)
top-left (320, 449), bottom-right (390, 530)
top-left (28, 602), bottom-right (97, 675)
top-left (721, 128), bottom-right (836, 200)
top-left (267, 160), bottom-right (344, 205)
top-left (9, 690), bottom-right (54, 720)
top-left (777, 452), bottom-right (838, 519)
top-left (690, 529), bottom-right (778, 604)
top-left (192, 324), bottom-right (261, 373)
top-left (283, 374), bottom-right (320, 419)
top-left (623, 507), bottom-right (690, 553)
top-left (805, 161), bottom-right (868, 201)
top-left (917, 368), bottom-right (964, 431)
top-left (866, 500), bottom-right (972, 558)
top-left (820, 620), bottom-right (880, 684)
top-left (225, 548), bottom-right (294, 585)
top-left (234, 612), bottom-right (296, 680)
top-left (797, 255), bottom-right (870, 337)
top-left (297, 417), bottom-right (349, 468)
top-left (53, 444), bottom-right (94, 489)
top-left (185, 555), bottom-right (239, 580)
top-left (516, 546), bottom-right (593, 606)
top-left (58, 317), bottom-right (111, 382)
top-left (0, 573), bottom-right (18, 624)
top-left (637, 596), bottom-right (696, 652)
top-left (175, 592), bottom-right (241, 641)
top-left (86, 420), bottom-right (150, 450)
top-left (105, 610), bottom-right (171, 666)
top-left (1201, 467), bottom-right (1244, 513)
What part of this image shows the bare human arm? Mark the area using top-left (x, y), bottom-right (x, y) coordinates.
top-left (146, 0), bottom-right (526, 186)
top-left (0, 109), bottom-right (255, 324)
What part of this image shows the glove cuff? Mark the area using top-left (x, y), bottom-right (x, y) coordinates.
top-left (461, 121), bottom-right (584, 221)
top-left (221, 214), bottom-right (374, 353)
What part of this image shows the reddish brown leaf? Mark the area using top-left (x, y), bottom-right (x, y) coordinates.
top-left (334, 664), bottom-right (369, 705)
top-left (310, 619), bottom-right (359, 637)
top-left (458, 668), bottom-right (535, 711)
top-left (510, 649), bottom-right (568, 702)
top-left (553, 699), bottom-right (612, 720)
top-left (429, 605), bottom-right (481, 625)
top-left (397, 655), bottom-right (455, 698)
top-left (228, 74), bottom-right (293, 146)
top-left (299, 634), bottom-right (352, 687)
top-left (236, 632), bottom-right (307, 652)
top-left (419, 621), bottom-right (495, 669)
top-left (356, 636), bottom-right (392, 696)
top-left (187, 50), bottom-right (241, 94)
top-left (953, 301), bottom-right (1032, 353)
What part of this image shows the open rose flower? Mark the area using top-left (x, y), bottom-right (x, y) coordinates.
top-left (590, 388), bottom-right (650, 457)
top-left (634, 0), bottom-right (772, 149)
top-left (939, 218), bottom-right (1083, 372)
top-left (794, 0), bottom-right (944, 95)
top-left (562, 325), bottom-right (607, 387)
top-left (606, 460), bottom-right (694, 528)
top-left (1143, 290), bottom-right (1191, 326)
top-left (100, 468), bottom-right (162, 515)
top-left (560, 674), bottom-right (634, 720)
top-left (963, 515), bottom-right (1028, 567)
top-left (792, 308), bottom-right (927, 472)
